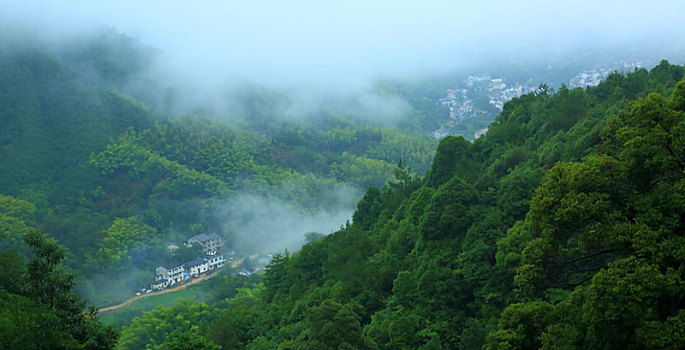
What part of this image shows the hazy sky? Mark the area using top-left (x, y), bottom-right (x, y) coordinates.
top-left (3, 0), bottom-right (685, 88)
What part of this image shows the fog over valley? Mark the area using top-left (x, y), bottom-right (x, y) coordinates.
top-left (2, 2), bottom-right (685, 348)
top-left (3, 0), bottom-right (685, 270)
top-left (3, 0), bottom-right (685, 118)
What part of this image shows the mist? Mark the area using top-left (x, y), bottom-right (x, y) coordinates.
top-left (218, 185), bottom-right (360, 254)
top-left (5, 0), bottom-right (685, 259)
top-left (3, 0), bottom-right (685, 119)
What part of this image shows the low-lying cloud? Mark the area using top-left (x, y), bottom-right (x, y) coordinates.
top-left (4, 1), bottom-right (685, 90)
top-left (218, 190), bottom-right (358, 254)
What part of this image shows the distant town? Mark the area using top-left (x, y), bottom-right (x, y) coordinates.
top-left (432, 59), bottom-right (651, 141)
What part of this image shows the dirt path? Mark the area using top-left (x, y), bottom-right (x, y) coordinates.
top-left (231, 257), bottom-right (244, 268)
top-left (98, 272), bottom-right (217, 314)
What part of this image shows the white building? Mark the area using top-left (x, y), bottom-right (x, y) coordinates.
top-left (188, 233), bottom-right (223, 256)
top-left (208, 255), bottom-right (225, 270)
top-left (155, 262), bottom-right (187, 287)
top-left (151, 280), bottom-right (167, 290)
top-left (185, 257), bottom-right (209, 277)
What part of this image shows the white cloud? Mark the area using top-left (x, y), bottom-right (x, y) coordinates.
top-left (3, 0), bottom-right (684, 88)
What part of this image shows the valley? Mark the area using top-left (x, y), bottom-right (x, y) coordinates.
top-left (1, 2), bottom-right (685, 349)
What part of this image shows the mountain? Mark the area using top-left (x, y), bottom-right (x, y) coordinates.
top-left (1, 26), bottom-right (684, 349)
top-left (0, 30), bottom-right (438, 305)
top-left (114, 61), bottom-right (685, 350)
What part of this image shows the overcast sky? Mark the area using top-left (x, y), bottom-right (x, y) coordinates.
top-left (3, 0), bottom-right (685, 88)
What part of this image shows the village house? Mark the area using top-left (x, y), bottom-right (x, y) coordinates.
top-left (166, 242), bottom-right (179, 252)
top-left (148, 234), bottom-right (231, 292)
top-left (208, 254), bottom-right (225, 270)
top-left (150, 254), bottom-right (228, 290)
top-left (187, 233), bottom-right (223, 256)
top-left (151, 280), bottom-right (167, 291)
top-left (156, 261), bottom-right (187, 286)
top-left (185, 257), bottom-right (209, 277)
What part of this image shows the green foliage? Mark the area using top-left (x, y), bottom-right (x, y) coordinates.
top-left (92, 216), bottom-right (158, 269)
top-left (90, 129), bottom-right (230, 199)
top-left (331, 152), bottom-right (395, 189)
top-left (495, 74), bottom-right (685, 349)
top-left (0, 194), bottom-right (36, 247)
top-left (419, 176), bottom-right (478, 241)
top-left (156, 326), bottom-right (220, 350)
top-left (0, 230), bottom-right (117, 349)
top-left (485, 301), bottom-right (554, 350)
top-left (190, 64), bottom-right (685, 350)
top-left (3, 32), bottom-right (685, 350)
top-left (172, 244), bottom-right (204, 263)
top-left (426, 136), bottom-right (477, 187)
top-left (299, 299), bottom-right (374, 349)
top-left (118, 299), bottom-right (214, 350)
top-left (353, 187), bottom-right (383, 230)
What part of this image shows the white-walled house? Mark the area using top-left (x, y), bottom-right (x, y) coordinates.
top-left (149, 234), bottom-right (230, 291)
top-left (185, 257), bottom-right (209, 277)
top-left (187, 233), bottom-right (223, 256)
top-left (208, 255), bottom-right (225, 270)
top-left (156, 262), bottom-right (187, 285)
top-left (151, 280), bottom-right (167, 290)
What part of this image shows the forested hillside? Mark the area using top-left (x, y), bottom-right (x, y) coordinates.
top-left (1, 25), bottom-right (685, 349)
top-left (111, 62), bottom-right (685, 349)
top-left (0, 29), bottom-right (440, 307)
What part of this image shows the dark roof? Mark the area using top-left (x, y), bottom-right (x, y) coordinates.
top-left (185, 257), bottom-right (208, 268)
top-left (162, 261), bottom-right (184, 269)
top-left (190, 233), bottom-right (221, 243)
top-left (190, 234), bottom-right (209, 242)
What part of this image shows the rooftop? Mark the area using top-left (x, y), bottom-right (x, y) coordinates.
top-left (185, 257), bottom-right (209, 267)
top-left (190, 233), bottom-right (221, 243)
top-left (162, 261), bottom-right (184, 270)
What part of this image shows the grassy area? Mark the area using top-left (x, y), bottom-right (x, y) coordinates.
top-left (98, 287), bottom-right (203, 327)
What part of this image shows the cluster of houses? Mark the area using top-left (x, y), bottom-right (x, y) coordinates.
top-left (439, 75), bottom-right (538, 123)
top-left (439, 88), bottom-right (475, 120)
top-left (150, 233), bottom-right (227, 291)
top-left (568, 60), bottom-right (648, 88)
top-left (432, 60), bottom-right (653, 140)
top-left (433, 75), bottom-right (538, 140)
top-left (488, 83), bottom-right (538, 111)
top-left (468, 75), bottom-right (539, 111)
top-left (569, 69), bottom-right (612, 88)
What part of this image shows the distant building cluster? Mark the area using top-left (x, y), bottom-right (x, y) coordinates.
top-left (465, 74), bottom-right (492, 86)
top-left (439, 88), bottom-right (473, 120)
top-left (433, 75), bottom-right (537, 140)
top-left (432, 59), bottom-right (653, 140)
top-left (488, 83), bottom-right (537, 111)
top-left (568, 60), bottom-right (647, 88)
top-left (149, 233), bottom-right (228, 291)
top-left (569, 69), bottom-right (612, 88)
top-left (442, 75), bottom-right (538, 119)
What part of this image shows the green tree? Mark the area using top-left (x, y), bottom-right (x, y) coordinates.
top-left (172, 244), bottom-right (204, 262)
top-left (0, 194), bottom-right (37, 246)
top-left (118, 299), bottom-right (214, 350)
top-left (157, 326), bottom-right (220, 350)
top-left (92, 216), bottom-right (158, 269)
top-left (0, 230), bottom-right (118, 349)
top-left (353, 187), bottom-right (383, 230)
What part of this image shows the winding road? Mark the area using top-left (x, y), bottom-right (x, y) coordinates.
top-left (97, 258), bottom-right (245, 314)
top-left (97, 272), bottom-right (217, 314)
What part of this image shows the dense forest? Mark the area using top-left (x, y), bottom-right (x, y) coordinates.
top-left (1, 28), bottom-right (685, 349)
top-left (0, 29), bottom-right (439, 305)
top-left (114, 62), bottom-right (685, 349)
